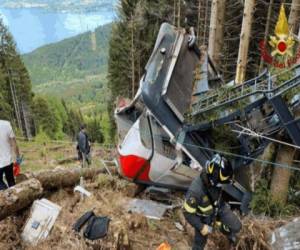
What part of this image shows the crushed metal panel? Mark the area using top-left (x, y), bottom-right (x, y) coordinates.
top-left (125, 198), bottom-right (171, 220)
top-left (269, 217), bottom-right (300, 250)
top-left (193, 52), bottom-right (210, 96)
top-left (22, 198), bottom-right (61, 245)
top-left (163, 35), bottom-right (199, 121)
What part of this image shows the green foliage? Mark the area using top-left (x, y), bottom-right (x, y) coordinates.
top-left (251, 179), bottom-right (299, 217)
top-left (22, 23), bottom-right (113, 142)
top-left (0, 18), bottom-right (33, 134)
top-left (32, 96), bottom-right (60, 139)
top-left (0, 91), bottom-right (12, 120)
top-left (211, 125), bottom-right (240, 155)
top-left (35, 130), bottom-right (51, 145)
top-left (107, 0), bottom-right (178, 138)
top-left (86, 116), bottom-right (104, 144)
top-left (100, 111), bottom-right (113, 144)
top-left (23, 24), bottom-right (111, 85)
top-left (31, 94), bottom-right (105, 143)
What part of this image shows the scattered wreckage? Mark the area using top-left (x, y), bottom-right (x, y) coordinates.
top-left (115, 23), bottom-right (300, 213)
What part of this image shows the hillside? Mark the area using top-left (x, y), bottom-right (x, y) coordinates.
top-left (23, 23), bottom-right (112, 108)
top-left (23, 23), bottom-right (111, 85)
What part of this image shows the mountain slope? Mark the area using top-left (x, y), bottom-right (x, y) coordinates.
top-left (23, 23), bottom-right (111, 85)
top-left (22, 23), bottom-right (112, 110)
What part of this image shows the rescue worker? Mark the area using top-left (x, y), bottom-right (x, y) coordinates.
top-left (77, 124), bottom-right (91, 167)
top-left (183, 154), bottom-right (241, 250)
top-left (0, 120), bottom-right (21, 190)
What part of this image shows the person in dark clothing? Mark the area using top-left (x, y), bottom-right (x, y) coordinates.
top-left (183, 154), bottom-right (242, 250)
top-left (77, 124), bottom-right (91, 167)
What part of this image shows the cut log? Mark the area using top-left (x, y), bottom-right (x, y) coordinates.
top-left (25, 167), bottom-right (118, 190)
top-left (0, 178), bottom-right (43, 220)
top-left (0, 167), bottom-right (118, 220)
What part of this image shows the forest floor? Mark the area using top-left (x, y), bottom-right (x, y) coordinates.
top-left (0, 141), bottom-right (290, 250)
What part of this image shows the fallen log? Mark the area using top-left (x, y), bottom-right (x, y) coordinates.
top-left (0, 178), bottom-right (43, 220)
top-left (26, 167), bottom-right (118, 190)
top-left (0, 167), bottom-right (118, 220)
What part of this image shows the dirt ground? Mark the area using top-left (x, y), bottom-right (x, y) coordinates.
top-left (0, 171), bottom-right (286, 250)
top-left (0, 173), bottom-right (191, 250)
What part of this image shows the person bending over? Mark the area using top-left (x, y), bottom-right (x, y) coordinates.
top-left (183, 154), bottom-right (241, 250)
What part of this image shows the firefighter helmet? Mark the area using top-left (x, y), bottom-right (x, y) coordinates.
top-left (205, 154), bottom-right (233, 186)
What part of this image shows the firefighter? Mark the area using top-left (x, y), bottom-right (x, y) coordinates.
top-left (183, 154), bottom-right (241, 250)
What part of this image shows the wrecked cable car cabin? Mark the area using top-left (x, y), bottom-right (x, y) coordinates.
top-left (115, 23), bottom-right (300, 213)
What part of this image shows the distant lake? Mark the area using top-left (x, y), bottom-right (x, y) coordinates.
top-left (0, 7), bottom-right (116, 54)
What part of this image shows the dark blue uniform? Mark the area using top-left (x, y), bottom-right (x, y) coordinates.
top-left (183, 173), bottom-right (241, 250)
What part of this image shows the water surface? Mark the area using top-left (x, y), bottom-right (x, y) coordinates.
top-left (0, 7), bottom-right (116, 53)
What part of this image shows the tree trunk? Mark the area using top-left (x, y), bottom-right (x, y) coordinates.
top-left (173, 0), bottom-right (176, 25)
top-left (208, 0), bottom-right (217, 55)
top-left (203, 0), bottom-right (210, 45)
top-left (288, 0), bottom-right (300, 34)
top-left (8, 69), bottom-right (22, 130)
top-left (130, 17), bottom-right (135, 98)
top-left (0, 178), bottom-right (43, 220)
top-left (21, 101), bottom-right (33, 139)
top-left (270, 146), bottom-right (296, 204)
top-left (298, 26), bottom-right (300, 64)
top-left (270, 107), bottom-right (300, 204)
top-left (259, 0), bottom-right (274, 72)
top-left (208, 0), bottom-right (226, 65)
top-left (25, 166), bottom-right (116, 190)
top-left (250, 143), bottom-right (276, 191)
top-left (177, 0), bottom-right (181, 28)
top-left (235, 0), bottom-right (256, 84)
top-left (196, 0), bottom-right (201, 43)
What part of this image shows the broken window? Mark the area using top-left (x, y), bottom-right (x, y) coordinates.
top-left (139, 112), bottom-right (152, 150)
top-left (150, 117), bottom-right (176, 160)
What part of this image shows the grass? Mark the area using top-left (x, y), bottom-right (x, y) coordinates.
top-left (18, 139), bottom-right (110, 173)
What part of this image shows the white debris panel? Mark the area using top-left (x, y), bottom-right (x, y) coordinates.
top-left (269, 217), bottom-right (300, 250)
top-left (22, 199), bottom-right (61, 245)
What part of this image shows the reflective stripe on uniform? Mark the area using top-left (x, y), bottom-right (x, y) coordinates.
top-left (183, 201), bottom-right (196, 213)
top-left (222, 224), bottom-right (231, 232)
top-left (219, 170), bottom-right (229, 181)
top-left (198, 204), bottom-right (213, 213)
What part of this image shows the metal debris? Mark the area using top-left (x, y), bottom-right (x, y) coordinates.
top-left (269, 217), bottom-right (300, 250)
top-left (125, 198), bottom-right (172, 220)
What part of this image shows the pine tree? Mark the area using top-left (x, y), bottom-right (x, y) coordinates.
top-left (32, 96), bottom-right (60, 139)
top-left (0, 18), bottom-right (33, 137)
